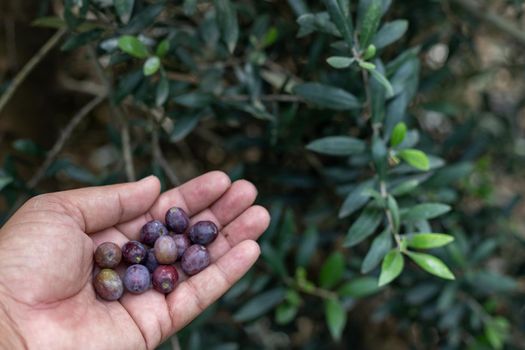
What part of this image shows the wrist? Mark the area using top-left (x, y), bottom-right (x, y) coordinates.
top-left (0, 295), bottom-right (26, 349)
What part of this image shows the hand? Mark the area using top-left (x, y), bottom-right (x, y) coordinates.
top-left (0, 172), bottom-right (270, 349)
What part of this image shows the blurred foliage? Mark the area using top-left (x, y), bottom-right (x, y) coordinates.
top-left (1, 0), bottom-right (525, 348)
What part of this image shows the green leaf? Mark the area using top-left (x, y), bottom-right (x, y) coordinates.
top-left (406, 251), bottom-right (455, 280)
top-left (390, 122), bottom-right (407, 147)
top-left (170, 115), bottom-right (201, 143)
top-left (233, 288), bottom-right (285, 322)
top-left (398, 149), bottom-right (430, 171)
top-left (358, 61), bottom-right (376, 70)
top-left (115, 0), bottom-right (135, 24)
top-left (339, 179), bottom-right (375, 218)
top-left (0, 176), bottom-right (13, 191)
top-left (407, 233), bottom-right (455, 249)
top-left (61, 29), bottom-right (104, 51)
top-left (359, 0), bottom-right (382, 49)
top-left (296, 225), bottom-right (319, 267)
top-left (378, 249), bottom-right (404, 286)
top-left (368, 68), bottom-right (394, 97)
top-left (326, 56), bottom-right (355, 69)
top-left (306, 136), bottom-right (366, 156)
top-left (485, 317), bottom-right (510, 350)
top-left (122, 4), bottom-right (163, 34)
top-left (323, 0), bottom-right (354, 46)
top-left (386, 195), bottom-right (400, 233)
top-left (319, 252), bottom-right (345, 288)
top-left (214, 0), bottom-right (239, 53)
top-left (343, 204), bottom-right (383, 247)
top-left (32, 16), bottom-right (66, 29)
top-left (373, 20), bottom-right (408, 49)
top-left (143, 56), bottom-right (161, 76)
top-left (174, 92), bottom-right (212, 108)
top-left (362, 228), bottom-right (392, 273)
top-left (294, 83), bottom-right (360, 110)
top-left (118, 35), bottom-right (149, 58)
top-left (324, 299), bottom-right (347, 341)
top-left (156, 39), bottom-right (170, 58)
top-left (402, 203), bottom-right (451, 222)
top-left (372, 134), bottom-right (387, 180)
top-left (275, 303), bottom-right (298, 325)
top-left (338, 277), bottom-right (382, 298)
top-left (390, 179), bottom-right (420, 196)
top-left (156, 74), bottom-right (170, 107)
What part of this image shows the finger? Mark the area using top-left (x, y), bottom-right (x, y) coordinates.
top-left (116, 171), bottom-right (232, 239)
top-left (185, 179), bottom-right (258, 230)
top-left (167, 240), bottom-right (261, 331)
top-left (14, 175), bottom-right (161, 234)
top-left (207, 205), bottom-right (270, 261)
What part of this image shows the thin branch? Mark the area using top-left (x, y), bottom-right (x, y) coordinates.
top-left (119, 110), bottom-right (136, 181)
top-left (152, 127), bottom-right (180, 186)
top-left (7, 94), bottom-right (106, 218)
top-left (0, 28), bottom-right (66, 114)
top-left (28, 94), bottom-right (107, 188)
top-left (88, 46), bottom-right (136, 181)
top-left (451, 0), bottom-right (525, 46)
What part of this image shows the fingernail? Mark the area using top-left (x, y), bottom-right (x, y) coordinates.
top-left (139, 175), bottom-right (157, 182)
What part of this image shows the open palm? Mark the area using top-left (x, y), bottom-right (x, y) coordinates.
top-left (0, 172), bottom-right (270, 349)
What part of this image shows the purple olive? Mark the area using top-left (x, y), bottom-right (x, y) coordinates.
top-left (94, 242), bottom-right (122, 268)
top-left (154, 235), bottom-right (178, 264)
top-left (143, 248), bottom-right (159, 273)
top-left (181, 244), bottom-right (210, 276)
top-left (93, 269), bottom-right (123, 301)
top-left (188, 221), bottom-right (218, 246)
top-left (172, 234), bottom-right (191, 260)
top-left (123, 264), bottom-right (150, 294)
top-left (165, 207), bottom-right (190, 234)
top-left (152, 265), bottom-right (179, 294)
top-left (140, 220), bottom-right (169, 246)
top-left (122, 240), bottom-right (147, 264)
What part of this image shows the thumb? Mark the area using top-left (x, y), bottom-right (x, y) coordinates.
top-left (15, 176), bottom-right (161, 233)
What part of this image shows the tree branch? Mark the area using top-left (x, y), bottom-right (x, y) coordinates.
top-left (152, 127), bottom-right (180, 186)
top-left (0, 28), bottom-right (66, 115)
top-left (6, 94), bottom-right (106, 219)
top-left (88, 46), bottom-right (136, 181)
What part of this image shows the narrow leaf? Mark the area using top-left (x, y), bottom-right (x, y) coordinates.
top-left (294, 83), bottom-right (361, 110)
top-left (325, 299), bottom-right (347, 341)
top-left (399, 149), bottom-right (430, 171)
top-left (361, 228), bottom-right (392, 273)
top-left (390, 122), bottom-right (407, 147)
top-left (115, 0), bottom-right (135, 24)
top-left (369, 68), bottom-right (394, 97)
top-left (155, 74), bottom-right (170, 106)
top-left (143, 56), bottom-right (161, 76)
top-left (327, 56), bottom-right (355, 69)
top-left (378, 249), bottom-right (404, 286)
top-left (339, 180), bottom-right (375, 218)
top-left (323, 0), bottom-right (354, 46)
top-left (407, 251), bottom-right (455, 280)
top-left (359, 0), bottom-right (382, 48)
top-left (215, 0), bottom-right (239, 53)
top-left (402, 203), bottom-right (451, 222)
top-left (307, 136), bottom-right (366, 156)
top-left (373, 20), bottom-right (408, 49)
top-left (343, 205), bottom-right (383, 247)
top-left (319, 252), bottom-right (345, 288)
top-left (118, 35), bottom-right (149, 58)
top-left (233, 288), bottom-right (285, 322)
top-left (407, 233), bottom-right (455, 249)
top-left (338, 277), bottom-right (382, 298)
